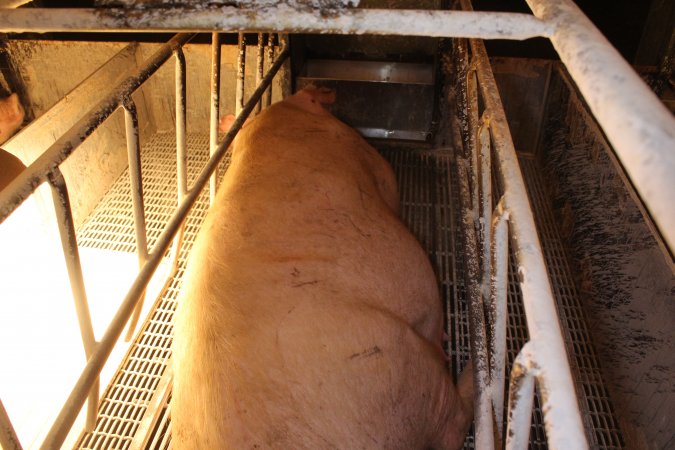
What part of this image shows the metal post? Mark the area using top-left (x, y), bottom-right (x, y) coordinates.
top-left (123, 98), bottom-right (149, 342)
top-left (47, 169), bottom-right (99, 431)
top-left (0, 398), bottom-right (22, 450)
top-left (171, 48), bottom-right (188, 271)
top-left (466, 64), bottom-right (480, 218)
top-left (256, 32), bottom-right (264, 114)
top-left (38, 46), bottom-right (289, 450)
top-left (263, 34), bottom-right (275, 107)
top-left (478, 115), bottom-right (492, 294)
top-left (456, 156), bottom-right (494, 450)
top-left (209, 33), bottom-right (220, 206)
top-left (505, 343), bottom-right (536, 450)
top-left (489, 198), bottom-right (509, 437)
top-left (235, 32), bottom-right (246, 117)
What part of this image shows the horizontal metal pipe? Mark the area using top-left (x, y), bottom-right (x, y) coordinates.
top-left (38, 45), bottom-right (289, 450)
top-left (0, 33), bottom-right (195, 226)
top-left (526, 0), bottom-right (675, 253)
top-left (469, 30), bottom-right (589, 450)
top-left (0, 7), bottom-right (552, 40)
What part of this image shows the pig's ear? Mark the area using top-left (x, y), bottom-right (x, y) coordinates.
top-left (218, 114), bottom-right (236, 134)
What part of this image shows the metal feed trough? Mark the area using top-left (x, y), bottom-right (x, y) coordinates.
top-left (0, 0), bottom-right (673, 449)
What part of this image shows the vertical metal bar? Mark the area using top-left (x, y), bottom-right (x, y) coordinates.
top-left (0, 398), bottom-right (22, 450)
top-left (236, 32), bottom-right (246, 117)
top-left (263, 33), bottom-right (275, 107)
top-left (456, 156), bottom-right (495, 450)
top-left (489, 198), bottom-right (509, 437)
top-left (466, 65), bottom-right (480, 218)
top-left (122, 98), bottom-right (149, 342)
top-left (505, 343), bottom-right (536, 450)
top-left (478, 115), bottom-right (492, 295)
top-left (209, 34), bottom-right (220, 206)
top-left (256, 32), bottom-right (264, 114)
top-left (172, 48), bottom-right (188, 270)
top-left (47, 168), bottom-right (99, 431)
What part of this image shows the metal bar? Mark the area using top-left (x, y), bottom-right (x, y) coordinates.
top-left (0, 33), bottom-right (195, 225)
top-left (455, 155), bottom-right (494, 450)
top-left (0, 7), bottom-right (553, 40)
top-left (489, 198), bottom-right (509, 437)
top-left (171, 47), bottom-right (188, 273)
top-left (46, 169), bottom-right (99, 431)
top-left (235, 32), bottom-right (246, 118)
top-left (478, 115), bottom-right (492, 300)
top-left (464, 14), bottom-right (589, 449)
top-left (505, 342), bottom-right (536, 450)
top-left (209, 34), bottom-right (220, 206)
top-left (526, 0), bottom-right (675, 253)
top-left (263, 34), bottom-right (275, 108)
top-left (0, 398), bottom-right (22, 450)
top-left (38, 45), bottom-right (289, 450)
top-left (466, 64), bottom-right (480, 220)
top-left (256, 33), bottom-right (264, 114)
top-left (123, 98), bottom-right (149, 342)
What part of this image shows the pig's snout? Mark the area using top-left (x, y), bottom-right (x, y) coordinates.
top-left (0, 93), bottom-right (25, 145)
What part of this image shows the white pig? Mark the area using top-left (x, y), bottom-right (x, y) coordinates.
top-left (172, 86), bottom-right (473, 449)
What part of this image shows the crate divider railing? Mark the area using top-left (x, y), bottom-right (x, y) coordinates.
top-left (0, 31), bottom-right (288, 450)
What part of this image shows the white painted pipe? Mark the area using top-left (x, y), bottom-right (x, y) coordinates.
top-left (0, 6), bottom-right (553, 40)
top-left (526, 0), bottom-right (675, 253)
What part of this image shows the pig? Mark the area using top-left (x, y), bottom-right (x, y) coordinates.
top-left (0, 148), bottom-right (25, 192)
top-left (172, 85), bottom-right (473, 449)
top-left (0, 93), bottom-right (25, 146)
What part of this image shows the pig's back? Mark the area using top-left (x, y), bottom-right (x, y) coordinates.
top-left (172, 103), bottom-right (445, 449)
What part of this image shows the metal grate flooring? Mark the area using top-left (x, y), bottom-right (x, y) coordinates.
top-left (73, 133), bottom-right (622, 449)
top-left (76, 133), bottom-right (229, 450)
top-left (518, 158), bottom-right (624, 448)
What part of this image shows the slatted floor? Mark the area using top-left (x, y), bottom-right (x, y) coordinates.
top-left (74, 133), bottom-right (622, 449)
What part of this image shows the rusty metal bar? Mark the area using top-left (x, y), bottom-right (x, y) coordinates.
top-left (489, 198), bottom-right (509, 436)
top-left (263, 34), bottom-right (275, 108)
top-left (171, 47), bottom-right (188, 273)
top-left (466, 65), bottom-right (480, 220)
top-left (0, 33), bottom-right (195, 225)
top-left (0, 7), bottom-right (553, 40)
top-left (209, 33), bottom-right (220, 206)
top-left (256, 32), bottom-right (264, 114)
top-left (235, 32), bottom-right (246, 118)
top-left (46, 168), bottom-right (99, 432)
top-left (38, 45), bottom-right (289, 450)
top-left (122, 98), bottom-right (149, 342)
top-left (505, 342), bottom-right (536, 450)
top-left (456, 157), bottom-right (494, 450)
top-left (0, 398), bottom-right (22, 450)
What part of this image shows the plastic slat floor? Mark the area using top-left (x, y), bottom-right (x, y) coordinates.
top-left (74, 133), bottom-right (622, 449)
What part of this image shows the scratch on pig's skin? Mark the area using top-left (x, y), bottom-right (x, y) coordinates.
top-left (291, 280), bottom-right (320, 288)
top-left (348, 346), bottom-right (382, 360)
